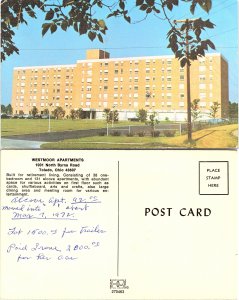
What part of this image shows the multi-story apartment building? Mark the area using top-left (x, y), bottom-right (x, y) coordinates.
top-left (12, 49), bottom-right (229, 121)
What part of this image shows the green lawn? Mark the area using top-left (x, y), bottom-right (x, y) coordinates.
top-left (1, 119), bottom-right (138, 136)
top-left (41, 124), bottom-right (238, 149)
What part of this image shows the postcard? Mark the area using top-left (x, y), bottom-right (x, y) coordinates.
top-left (0, 149), bottom-right (237, 299)
top-left (0, 0), bottom-right (238, 299)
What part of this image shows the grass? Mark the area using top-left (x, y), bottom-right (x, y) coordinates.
top-left (41, 124), bottom-right (238, 149)
top-left (1, 119), bottom-right (138, 136)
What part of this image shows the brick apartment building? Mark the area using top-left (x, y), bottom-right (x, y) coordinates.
top-left (11, 49), bottom-right (229, 121)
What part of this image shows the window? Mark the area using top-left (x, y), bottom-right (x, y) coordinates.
top-left (180, 75), bottom-right (184, 81)
top-left (179, 102), bottom-right (184, 107)
top-left (167, 93), bottom-right (172, 99)
top-left (180, 93), bottom-right (184, 100)
top-left (199, 83), bottom-right (206, 89)
top-left (199, 66), bottom-right (206, 72)
top-left (179, 83), bottom-right (184, 89)
top-left (199, 92), bottom-right (206, 99)
top-left (199, 75), bottom-right (206, 81)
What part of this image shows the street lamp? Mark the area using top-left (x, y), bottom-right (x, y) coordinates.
top-left (48, 102), bottom-right (52, 132)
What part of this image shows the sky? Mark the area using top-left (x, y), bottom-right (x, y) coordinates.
top-left (1, 0), bottom-right (238, 105)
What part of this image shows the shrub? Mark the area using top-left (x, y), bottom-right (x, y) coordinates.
top-left (164, 130), bottom-right (176, 137)
top-left (111, 131), bottom-right (121, 136)
top-left (138, 131), bottom-right (145, 137)
top-left (151, 131), bottom-right (160, 137)
top-left (98, 132), bottom-right (106, 136)
top-left (126, 132), bottom-right (134, 137)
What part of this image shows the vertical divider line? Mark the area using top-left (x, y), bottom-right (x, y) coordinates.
top-left (117, 161), bottom-right (120, 277)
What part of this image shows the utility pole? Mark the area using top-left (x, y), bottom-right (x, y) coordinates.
top-left (174, 19), bottom-right (194, 144)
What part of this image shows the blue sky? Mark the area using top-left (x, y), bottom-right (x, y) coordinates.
top-left (1, 0), bottom-right (238, 105)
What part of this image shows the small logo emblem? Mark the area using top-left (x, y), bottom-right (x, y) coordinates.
top-left (110, 279), bottom-right (129, 293)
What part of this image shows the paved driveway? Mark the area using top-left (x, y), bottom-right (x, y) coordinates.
top-left (2, 124), bottom-right (184, 149)
top-left (1, 139), bottom-right (44, 149)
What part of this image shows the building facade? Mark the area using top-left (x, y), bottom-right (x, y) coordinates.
top-left (12, 49), bottom-right (229, 121)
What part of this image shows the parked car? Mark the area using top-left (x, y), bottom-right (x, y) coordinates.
top-left (41, 115), bottom-right (49, 119)
top-left (22, 114), bottom-right (34, 119)
top-left (0, 113), bottom-right (11, 119)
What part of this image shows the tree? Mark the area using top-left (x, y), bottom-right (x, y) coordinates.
top-left (2, 104), bottom-right (13, 114)
top-left (103, 108), bottom-right (111, 123)
top-left (43, 108), bottom-right (49, 115)
top-left (209, 101), bottom-right (220, 119)
top-left (1, 104), bottom-right (6, 113)
top-left (52, 106), bottom-right (66, 119)
top-left (70, 109), bottom-right (77, 120)
top-left (1, 0), bottom-right (215, 65)
top-left (137, 108), bottom-right (148, 122)
top-left (191, 99), bottom-right (201, 122)
top-left (31, 106), bottom-right (38, 117)
top-left (6, 104), bottom-right (13, 114)
top-left (111, 110), bottom-right (119, 122)
top-left (146, 112), bottom-right (159, 136)
top-left (103, 108), bottom-right (119, 123)
top-left (228, 101), bottom-right (238, 120)
top-left (69, 108), bottom-right (83, 120)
